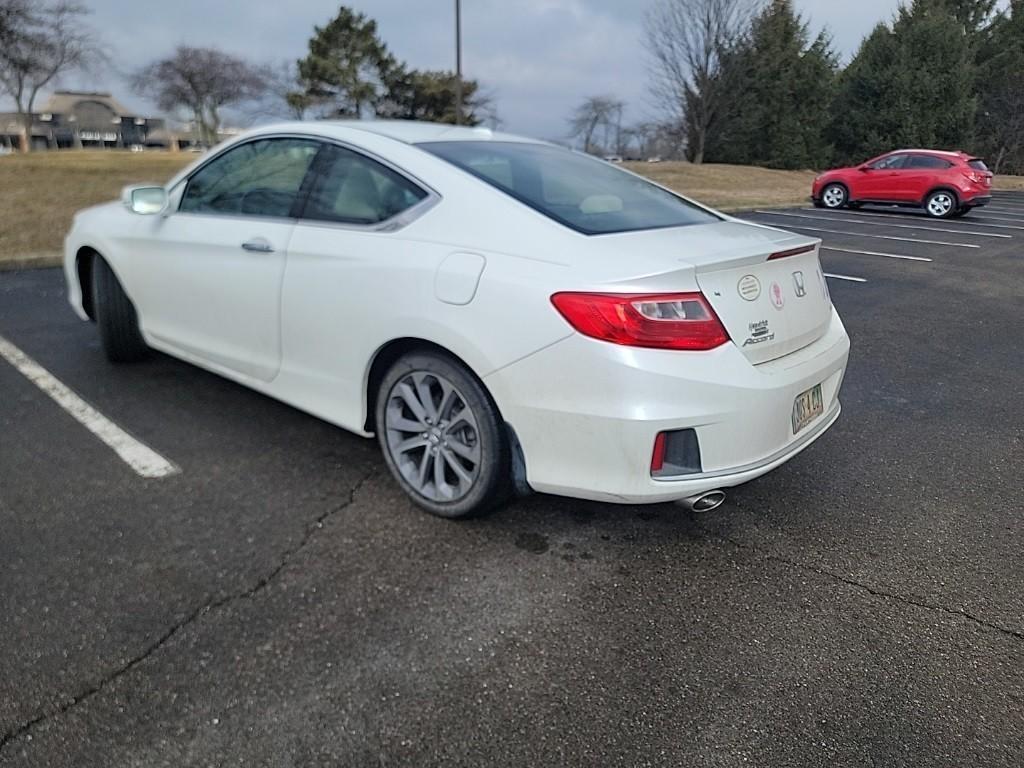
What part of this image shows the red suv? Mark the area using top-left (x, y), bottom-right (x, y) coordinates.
top-left (812, 150), bottom-right (993, 219)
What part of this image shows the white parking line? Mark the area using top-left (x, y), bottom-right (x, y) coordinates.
top-left (748, 213), bottom-right (981, 248)
top-left (755, 210), bottom-right (1009, 239)
top-left (0, 334), bottom-right (179, 479)
top-left (966, 210), bottom-right (1024, 222)
top-left (824, 273), bottom-right (867, 283)
top-left (978, 209), bottom-right (1024, 217)
top-left (798, 208), bottom-right (1024, 231)
top-left (821, 246), bottom-right (932, 262)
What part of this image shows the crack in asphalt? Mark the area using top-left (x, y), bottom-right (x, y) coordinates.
top-left (723, 536), bottom-right (1024, 642)
top-left (0, 469), bottom-right (377, 756)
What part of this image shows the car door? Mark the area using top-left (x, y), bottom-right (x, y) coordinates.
top-left (278, 143), bottom-right (443, 430)
top-left (127, 136), bottom-right (322, 381)
top-left (857, 153), bottom-right (909, 200)
top-left (903, 154), bottom-right (952, 202)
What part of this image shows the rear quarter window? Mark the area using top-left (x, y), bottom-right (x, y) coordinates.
top-left (969, 159), bottom-right (990, 172)
top-left (419, 141), bottom-right (720, 235)
top-left (906, 155), bottom-right (951, 169)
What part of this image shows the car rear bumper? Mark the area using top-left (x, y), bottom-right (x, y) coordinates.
top-left (963, 194), bottom-right (991, 207)
top-left (486, 308), bottom-right (851, 504)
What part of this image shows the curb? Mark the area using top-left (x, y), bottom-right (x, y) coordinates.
top-left (0, 253), bottom-right (62, 272)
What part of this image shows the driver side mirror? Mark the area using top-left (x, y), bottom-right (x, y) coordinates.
top-left (122, 185), bottom-right (168, 215)
top-left (858, 165), bottom-right (872, 172)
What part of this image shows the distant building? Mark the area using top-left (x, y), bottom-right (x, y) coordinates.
top-left (0, 91), bottom-right (210, 151)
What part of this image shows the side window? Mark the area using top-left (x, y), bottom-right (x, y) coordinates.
top-left (302, 145), bottom-right (428, 225)
top-left (180, 138), bottom-right (320, 218)
top-left (870, 154), bottom-right (908, 170)
top-left (907, 155), bottom-right (952, 170)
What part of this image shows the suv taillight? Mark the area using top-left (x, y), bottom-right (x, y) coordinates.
top-left (550, 292), bottom-right (730, 351)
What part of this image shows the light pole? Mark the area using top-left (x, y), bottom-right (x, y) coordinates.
top-left (454, 0), bottom-right (463, 125)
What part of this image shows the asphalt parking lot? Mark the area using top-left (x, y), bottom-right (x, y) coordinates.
top-left (2, 193), bottom-right (1023, 767)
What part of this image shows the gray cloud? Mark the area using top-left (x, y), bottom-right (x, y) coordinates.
top-left (21, 0), bottom-right (906, 139)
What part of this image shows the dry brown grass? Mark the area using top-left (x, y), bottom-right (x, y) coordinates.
top-left (626, 161), bottom-right (818, 211)
top-left (0, 150), bottom-right (193, 266)
top-left (994, 175), bottom-right (1024, 191)
top-left (2, 151), bottom-right (1022, 268)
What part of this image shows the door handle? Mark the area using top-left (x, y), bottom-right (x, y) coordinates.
top-left (241, 238), bottom-right (274, 253)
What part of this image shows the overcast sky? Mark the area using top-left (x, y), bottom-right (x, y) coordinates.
top-left (33, 0), bottom-right (910, 139)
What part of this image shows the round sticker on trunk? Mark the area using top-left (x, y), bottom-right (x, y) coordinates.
top-left (737, 275), bottom-right (761, 301)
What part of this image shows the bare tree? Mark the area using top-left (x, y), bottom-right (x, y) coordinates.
top-left (645, 0), bottom-right (758, 163)
top-left (131, 47), bottom-right (269, 146)
top-left (568, 95), bottom-right (625, 155)
top-left (0, 1), bottom-right (102, 152)
top-left (241, 60), bottom-right (309, 123)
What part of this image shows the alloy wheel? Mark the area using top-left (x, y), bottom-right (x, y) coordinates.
top-left (822, 185), bottom-right (846, 208)
top-left (927, 193), bottom-right (954, 217)
top-left (383, 371), bottom-right (481, 502)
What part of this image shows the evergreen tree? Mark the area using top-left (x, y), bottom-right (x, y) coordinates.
top-left (293, 7), bottom-right (400, 118)
top-left (975, 0), bottom-right (1024, 172)
top-left (706, 0), bottom-right (837, 169)
top-left (831, 0), bottom-right (976, 163)
top-left (381, 69), bottom-right (490, 126)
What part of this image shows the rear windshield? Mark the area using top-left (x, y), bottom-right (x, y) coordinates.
top-left (419, 141), bottom-right (720, 235)
top-left (969, 159), bottom-right (990, 172)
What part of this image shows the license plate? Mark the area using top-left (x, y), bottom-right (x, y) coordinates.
top-left (792, 384), bottom-right (824, 435)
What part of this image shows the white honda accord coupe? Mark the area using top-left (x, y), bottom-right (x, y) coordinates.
top-left (64, 121), bottom-right (850, 518)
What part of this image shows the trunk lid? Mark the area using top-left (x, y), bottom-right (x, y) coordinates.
top-left (573, 220), bottom-right (834, 364)
top-left (695, 236), bottom-right (832, 364)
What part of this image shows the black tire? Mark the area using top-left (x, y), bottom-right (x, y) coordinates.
top-left (375, 351), bottom-right (511, 519)
top-left (91, 256), bottom-right (148, 363)
top-left (820, 183), bottom-right (847, 210)
top-left (924, 190), bottom-right (958, 219)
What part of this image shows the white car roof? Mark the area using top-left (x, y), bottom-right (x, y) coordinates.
top-left (320, 120), bottom-right (538, 145)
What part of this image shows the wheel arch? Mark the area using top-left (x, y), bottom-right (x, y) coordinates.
top-left (923, 186), bottom-right (960, 206)
top-left (822, 180), bottom-right (851, 202)
top-left (363, 337), bottom-right (495, 434)
top-left (362, 336), bottom-right (531, 496)
top-left (75, 246), bottom-right (99, 321)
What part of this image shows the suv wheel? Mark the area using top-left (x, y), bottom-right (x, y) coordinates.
top-left (821, 184), bottom-right (847, 209)
top-left (925, 191), bottom-right (957, 219)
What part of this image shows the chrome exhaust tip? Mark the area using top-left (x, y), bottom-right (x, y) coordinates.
top-left (678, 489), bottom-right (726, 513)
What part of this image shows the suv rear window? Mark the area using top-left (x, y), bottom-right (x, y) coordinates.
top-left (419, 141), bottom-right (720, 235)
top-left (968, 159), bottom-right (990, 172)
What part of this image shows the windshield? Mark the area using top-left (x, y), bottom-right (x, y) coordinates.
top-left (419, 141), bottom-right (721, 235)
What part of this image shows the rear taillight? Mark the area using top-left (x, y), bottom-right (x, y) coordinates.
top-left (550, 292), bottom-right (730, 351)
top-left (964, 170), bottom-right (986, 184)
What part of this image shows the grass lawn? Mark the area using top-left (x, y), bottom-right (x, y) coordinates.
top-left (2, 150), bottom-right (1022, 268)
top-left (0, 151), bottom-right (193, 268)
top-left (625, 161), bottom-right (818, 210)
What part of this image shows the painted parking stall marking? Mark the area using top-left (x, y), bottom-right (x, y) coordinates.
top-left (763, 211), bottom-right (1010, 239)
top-left (0, 334), bottom-right (179, 479)
top-left (823, 273), bottom-right (867, 283)
top-left (821, 246), bottom-right (932, 263)
top-left (798, 208), bottom-right (1024, 231)
top-left (748, 213), bottom-right (981, 249)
